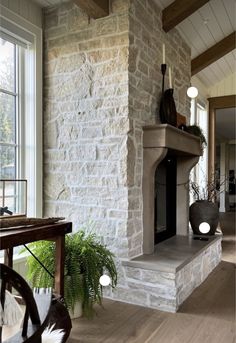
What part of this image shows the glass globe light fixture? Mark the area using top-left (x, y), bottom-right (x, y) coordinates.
top-left (187, 86), bottom-right (198, 99)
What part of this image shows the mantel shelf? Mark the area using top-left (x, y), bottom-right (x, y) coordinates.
top-left (143, 124), bottom-right (202, 156)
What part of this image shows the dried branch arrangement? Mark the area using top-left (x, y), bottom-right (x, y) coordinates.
top-left (189, 178), bottom-right (226, 202)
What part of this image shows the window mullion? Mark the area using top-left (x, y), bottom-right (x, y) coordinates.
top-left (0, 88), bottom-right (17, 97)
top-left (17, 46), bottom-right (25, 180)
top-left (14, 43), bottom-right (18, 180)
top-left (0, 142), bottom-right (17, 147)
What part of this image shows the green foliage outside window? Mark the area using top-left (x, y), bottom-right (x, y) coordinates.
top-left (0, 38), bottom-right (17, 179)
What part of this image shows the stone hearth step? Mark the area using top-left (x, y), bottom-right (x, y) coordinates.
top-left (112, 235), bottom-right (222, 313)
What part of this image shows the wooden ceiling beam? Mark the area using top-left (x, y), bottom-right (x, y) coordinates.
top-left (191, 32), bottom-right (236, 75)
top-left (73, 0), bottom-right (109, 19)
top-left (162, 0), bottom-right (209, 32)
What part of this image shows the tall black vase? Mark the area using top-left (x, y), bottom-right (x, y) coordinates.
top-left (159, 88), bottom-right (177, 126)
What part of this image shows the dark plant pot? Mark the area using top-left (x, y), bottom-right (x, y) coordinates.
top-left (189, 200), bottom-right (219, 235)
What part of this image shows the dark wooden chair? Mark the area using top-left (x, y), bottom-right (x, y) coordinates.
top-left (0, 263), bottom-right (52, 343)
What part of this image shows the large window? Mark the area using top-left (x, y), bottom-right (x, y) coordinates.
top-left (0, 38), bottom-right (25, 213)
top-left (196, 102), bottom-right (208, 183)
top-left (0, 5), bottom-right (43, 217)
top-left (0, 38), bottom-right (19, 180)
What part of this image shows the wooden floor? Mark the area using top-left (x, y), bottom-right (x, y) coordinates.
top-left (68, 212), bottom-right (235, 343)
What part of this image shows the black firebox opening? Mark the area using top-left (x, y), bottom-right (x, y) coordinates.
top-left (154, 153), bottom-right (177, 244)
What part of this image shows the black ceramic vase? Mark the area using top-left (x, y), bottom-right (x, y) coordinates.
top-left (159, 88), bottom-right (177, 126)
top-left (189, 200), bottom-right (219, 235)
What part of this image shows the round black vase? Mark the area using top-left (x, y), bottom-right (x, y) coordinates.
top-left (189, 200), bottom-right (219, 235)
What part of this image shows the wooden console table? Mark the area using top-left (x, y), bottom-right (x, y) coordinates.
top-left (0, 221), bottom-right (72, 297)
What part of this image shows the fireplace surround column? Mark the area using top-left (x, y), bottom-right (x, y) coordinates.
top-left (143, 147), bottom-right (167, 254)
top-left (176, 156), bottom-right (200, 235)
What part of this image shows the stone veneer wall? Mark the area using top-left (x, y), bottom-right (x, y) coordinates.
top-left (44, 0), bottom-right (131, 260)
top-left (44, 0), bottom-right (192, 306)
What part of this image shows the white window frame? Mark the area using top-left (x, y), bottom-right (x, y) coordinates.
top-left (190, 98), bottom-right (209, 204)
top-left (196, 102), bottom-right (208, 185)
top-left (0, 5), bottom-right (43, 217)
top-left (0, 40), bottom-right (22, 213)
top-left (0, 41), bottom-right (19, 179)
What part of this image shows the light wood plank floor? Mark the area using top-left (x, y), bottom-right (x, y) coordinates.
top-left (68, 212), bottom-right (235, 343)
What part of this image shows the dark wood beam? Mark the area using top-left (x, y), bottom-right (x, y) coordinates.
top-left (73, 0), bottom-right (109, 19)
top-left (192, 32), bottom-right (236, 75)
top-left (162, 0), bottom-right (209, 32)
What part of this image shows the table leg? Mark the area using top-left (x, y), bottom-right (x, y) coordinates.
top-left (55, 235), bottom-right (65, 297)
top-left (4, 248), bottom-right (13, 291)
top-left (4, 248), bottom-right (13, 268)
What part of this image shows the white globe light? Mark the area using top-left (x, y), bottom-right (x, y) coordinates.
top-left (187, 86), bottom-right (198, 99)
top-left (199, 222), bottom-right (210, 234)
top-left (99, 274), bottom-right (111, 287)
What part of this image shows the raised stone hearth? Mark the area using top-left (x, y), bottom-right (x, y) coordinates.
top-left (122, 235), bottom-right (222, 312)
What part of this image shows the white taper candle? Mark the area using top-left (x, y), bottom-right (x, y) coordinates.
top-left (169, 66), bottom-right (172, 88)
top-left (162, 43), bottom-right (165, 64)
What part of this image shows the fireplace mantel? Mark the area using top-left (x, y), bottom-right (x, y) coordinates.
top-left (143, 124), bottom-right (202, 156)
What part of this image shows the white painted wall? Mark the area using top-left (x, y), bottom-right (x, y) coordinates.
top-left (0, 0), bottom-right (42, 28)
top-left (208, 73), bottom-right (236, 98)
top-left (192, 75), bottom-right (209, 100)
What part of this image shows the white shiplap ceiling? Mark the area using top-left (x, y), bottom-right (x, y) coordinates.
top-left (34, 0), bottom-right (236, 89)
top-left (155, 0), bottom-right (236, 88)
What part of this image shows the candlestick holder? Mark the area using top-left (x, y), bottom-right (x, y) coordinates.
top-left (161, 63), bottom-right (166, 94)
top-left (159, 63), bottom-right (177, 127)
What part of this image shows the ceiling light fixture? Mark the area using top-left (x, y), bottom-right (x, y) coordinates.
top-left (187, 86), bottom-right (198, 99)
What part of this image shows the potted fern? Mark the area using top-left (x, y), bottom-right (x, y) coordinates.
top-left (24, 231), bottom-right (117, 318)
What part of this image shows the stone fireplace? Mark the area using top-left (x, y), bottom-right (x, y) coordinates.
top-left (43, 0), bottom-right (222, 313)
top-left (119, 124), bottom-right (222, 312)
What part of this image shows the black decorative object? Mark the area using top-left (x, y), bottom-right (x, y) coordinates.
top-left (48, 295), bottom-right (72, 343)
top-left (178, 124), bottom-right (187, 131)
top-left (159, 64), bottom-right (177, 126)
top-left (0, 206), bottom-right (13, 216)
top-left (161, 63), bottom-right (166, 94)
top-left (189, 200), bottom-right (219, 235)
